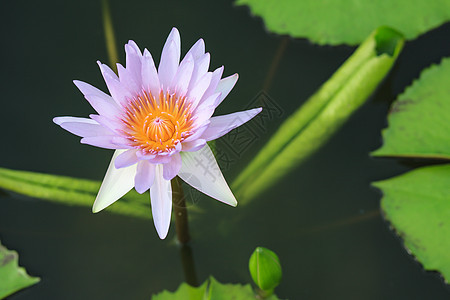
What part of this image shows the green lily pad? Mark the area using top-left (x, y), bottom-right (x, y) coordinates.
top-left (152, 281), bottom-right (208, 300)
top-left (372, 57), bottom-right (450, 160)
top-left (236, 0), bottom-right (450, 45)
top-left (373, 165), bottom-right (450, 283)
top-left (372, 58), bottom-right (450, 283)
top-left (207, 277), bottom-right (256, 300)
top-left (152, 276), bottom-right (280, 300)
top-left (0, 242), bottom-right (40, 299)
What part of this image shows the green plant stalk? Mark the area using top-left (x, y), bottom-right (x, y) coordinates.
top-left (233, 27), bottom-right (404, 203)
top-left (101, 0), bottom-right (119, 72)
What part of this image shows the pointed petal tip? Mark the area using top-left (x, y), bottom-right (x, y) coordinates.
top-left (53, 117), bottom-right (63, 125)
top-left (134, 187), bottom-right (147, 194)
top-left (156, 228), bottom-right (169, 239)
top-left (222, 192), bottom-right (238, 207)
top-left (92, 203), bottom-right (104, 213)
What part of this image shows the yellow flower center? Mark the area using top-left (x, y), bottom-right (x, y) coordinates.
top-left (121, 91), bottom-right (194, 154)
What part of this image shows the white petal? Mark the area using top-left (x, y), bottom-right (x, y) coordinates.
top-left (59, 121), bottom-right (111, 138)
top-left (135, 160), bottom-right (156, 194)
top-left (115, 149), bottom-right (139, 168)
top-left (182, 139), bottom-right (206, 152)
top-left (143, 154), bottom-right (173, 164)
top-left (54, 116), bottom-right (114, 139)
top-left (158, 28), bottom-right (181, 91)
top-left (201, 108), bottom-right (262, 141)
top-left (170, 53), bottom-right (194, 96)
top-left (84, 95), bottom-right (120, 119)
top-left (92, 150), bottom-right (137, 213)
top-left (127, 40), bottom-right (142, 55)
top-left (188, 53), bottom-right (210, 91)
top-left (199, 66), bottom-right (223, 105)
top-left (125, 41), bottom-right (143, 88)
top-left (185, 38), bottom-right (205, 60)
top-left (97, 61), bottom-right (132, 107)
top-left (150, 164), bottom-right (173, 239)
top-left (162, 152), bottom-right (182, 180)
top-left (142, 49), bottom-right (161, 97)
top-left (193, 104), bottom-right (216, 129)
top-left (81, 136), bottom-right (119, 149)
top-left (73, 80), bottom-right (111, 101)
top-left (53, 116), bottom-right (97, 126)
top-left (191, 93), bottom-right (220, 128)
top-left (187, 72), bottom-right (212, 109)
top-left (73, 80), bottom-right (120, 118)
top-left (111, 137), bottom-right (133, 148)
top-left (179, 144), bottom-right (237, 206)
top-left (183, 121), bottom-right (210, 143)
top-left (89, 114), bottom-right (121, 133)
top-left (117, 63), bottom-right (140, 97)
top-left (215, 73), bottom-right (238, 106)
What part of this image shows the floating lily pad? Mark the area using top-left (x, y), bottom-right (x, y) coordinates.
top-left (152, 281), bottom-right (208, 300)
top-left (0, 242), bottom-right (39, 299)
top-left (372, 58), bottom-right (450, 159)
top-left (152, 276), bottom-right (280, 300)
top-left (373, 58), bottom-right (450, 283)
top-left (373, 165), bottom-right (450, 283)
top-left (236, 0), bottom-right (450, 45)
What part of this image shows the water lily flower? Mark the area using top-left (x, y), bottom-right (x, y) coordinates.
top-left (53, 28), bottom-right (261, 239)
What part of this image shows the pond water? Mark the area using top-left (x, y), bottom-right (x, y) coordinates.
top-left (1, 0), bottom-right (449, 299)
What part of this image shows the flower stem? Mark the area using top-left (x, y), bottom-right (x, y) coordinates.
top-left (171, 176), bottom-right (190, 244)
top-left (179, 244), bottom-right (199, 287)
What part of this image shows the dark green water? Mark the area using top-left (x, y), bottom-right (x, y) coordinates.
top-left (1, 0), bottom-right (449, 299)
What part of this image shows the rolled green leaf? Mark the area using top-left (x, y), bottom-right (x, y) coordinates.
top-left (249, 247), bottom-right (282, 294)
top-left (233, 27), bottom-right (404, 203)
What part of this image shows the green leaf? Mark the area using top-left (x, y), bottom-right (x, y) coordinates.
top-left (371, 58), bottom-right (450, 283)
top-left (236, 0), bottom-right (450, 45)
top-left (233, 27), bottom-right (404, 203)
top-left (249, 247), bottom-right (282, 293)
top-left (0, 241), bottom-right (39, 299)
top-left (0, 167), bottom-right (150, 219)
top-left (152, 281), bottom-right (208, 300)
top-left (207, 277), bottom-right (256, 300)
top-left (152, 277), bottom-right (281, 300)
top-left (372, 57), bottom-right (450, 160)
top-left (373, 165), bottom-right (450, 283)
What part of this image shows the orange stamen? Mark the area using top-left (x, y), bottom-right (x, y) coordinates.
top-left (121, 90), bottom-right (194, 154)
